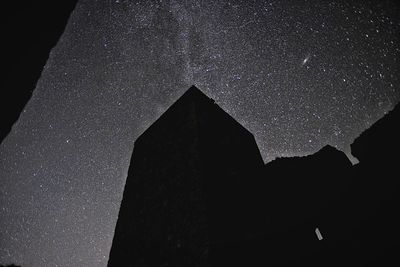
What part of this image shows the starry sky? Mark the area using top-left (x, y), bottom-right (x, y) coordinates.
top-left (0, 0), bottom-right (399, 266)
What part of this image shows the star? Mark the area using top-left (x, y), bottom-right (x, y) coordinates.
top-left (0, 1), bottom-right (399, 266)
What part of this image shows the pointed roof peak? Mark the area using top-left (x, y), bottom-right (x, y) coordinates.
top-left (134, 85), bottom-right (258, 148)
top-left (179, 85), bottom-right (213, 103)
top-left (135, 85), bottom-right (215, 143)
top-left (187, 85), bottom-right (202, 93)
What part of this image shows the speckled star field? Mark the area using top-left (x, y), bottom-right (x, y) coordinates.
top-left (0, 0), bottom-right (399, 266)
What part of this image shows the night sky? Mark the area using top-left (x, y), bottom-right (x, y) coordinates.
top-left (1, 0), bottom-right (399, 266)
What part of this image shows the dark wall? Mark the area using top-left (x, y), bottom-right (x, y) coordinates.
top-left (108, 87), bottom-right (266, 266)
top-left (0, 1), bottom-right (78, 144)
top-left (109, 92), bottom-right (399, 266)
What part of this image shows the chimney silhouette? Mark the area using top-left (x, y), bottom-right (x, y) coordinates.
top-left (108, 86), bottom-right (265, 266)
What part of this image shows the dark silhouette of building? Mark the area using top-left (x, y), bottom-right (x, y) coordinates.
top-left (108, 86), bottom-right (399, 266)
top-left (108, 86), bottom-right (265, 266)
top-left (347, 103), bottom-right (400, 266)
top-left (252, 145), bottom-right (354, 266)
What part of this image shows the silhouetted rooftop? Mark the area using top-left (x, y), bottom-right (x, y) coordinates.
top-left (108, 85), bottom-right (265, 266)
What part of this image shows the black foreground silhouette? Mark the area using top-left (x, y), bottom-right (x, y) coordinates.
top-left (108, 86), bottom-right (399, 266)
